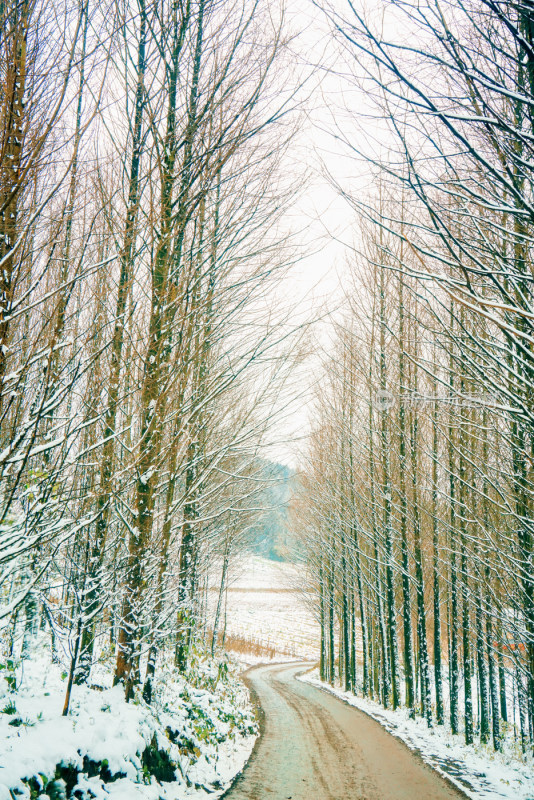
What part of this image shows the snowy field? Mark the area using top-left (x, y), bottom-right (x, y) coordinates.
top-left (300, 669), bottom-right (534, 800)
top-left (208, 555), bottom-right (320, 663)
top-left (0, 640), bottom-right (258, 800)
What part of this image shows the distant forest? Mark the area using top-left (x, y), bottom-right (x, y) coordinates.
top-left (248, 463), bottom-right (294, 562)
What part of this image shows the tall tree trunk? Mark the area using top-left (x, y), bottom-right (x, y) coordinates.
top-left (369, 378), bottom-right (390, 705)
top-left (341, 523), bottom-right (351, 691)
top-left (448, 328), bottom-right (460, 735)
top-left (0, 0), bottom-right (29, 414)
top-left (431, 379), bottom-right (444, 724)
top-left (116, 0), bottom-right (199, 697)
top-left (398, 273), bottom-right (414, 711)
top-left (458, 315), bottom-right (474, 745)
top-left (328, 531), bottom-right (336, 685)
top-left (320, 559), bottom-right (327, 681)
top-left (78, 0), bottom-right (148, 685)
top-left (211, 531), bottom-right (230, 656)
top-left (379, 263), bottom-right (400, 709)
top-left (410, 341), bottom-right (431, 726)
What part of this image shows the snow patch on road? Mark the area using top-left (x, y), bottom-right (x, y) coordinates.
top-left (299, 669), bottom-right (534, 800)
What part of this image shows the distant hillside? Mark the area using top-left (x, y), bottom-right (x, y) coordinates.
top-left (247, 461), bottom-right (296, 562)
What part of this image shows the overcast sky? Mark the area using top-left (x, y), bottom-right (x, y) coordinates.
top-left (262, 0), bottom-right (368, 469)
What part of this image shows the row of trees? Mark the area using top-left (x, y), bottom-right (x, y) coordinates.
top-left (0, 0), bottom-right (299, 708)
top-left (297, 0), bottom-right (534, 753)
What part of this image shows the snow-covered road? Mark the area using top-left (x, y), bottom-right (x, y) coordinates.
top-left (223, 662), bottom-right (466, 800)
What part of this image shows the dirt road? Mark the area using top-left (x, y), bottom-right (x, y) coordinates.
top-left (223, 662), bottom-right (465, 800)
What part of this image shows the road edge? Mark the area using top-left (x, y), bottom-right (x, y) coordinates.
top-left (218, 663), bottom-right (267, 799)
top-left (296, 671), bottom-right (470, 800)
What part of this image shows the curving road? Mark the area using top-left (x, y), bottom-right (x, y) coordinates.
top-left (223, 662), bottom-right (465, 800)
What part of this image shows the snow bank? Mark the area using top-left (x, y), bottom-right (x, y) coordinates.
top-left (0, 642), bottom-right (258, 800)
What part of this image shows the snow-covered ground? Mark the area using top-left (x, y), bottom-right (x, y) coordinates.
top-left (0, 639), bottom-right (258, 800)
top-left (209, 555), bottom-right (320, 663)
top-left (300, 668), bottom-right (534, 800)
top-left (0, 556), bottom-right (317, 799)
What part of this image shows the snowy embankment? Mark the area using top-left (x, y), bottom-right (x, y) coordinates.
top-left (299, 669), bottom-right (534, 800)
top-left (0, 642), bottom-right (258, 800)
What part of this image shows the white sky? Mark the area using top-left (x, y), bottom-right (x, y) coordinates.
top-left (263, 0), bottom-right (368, 469)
